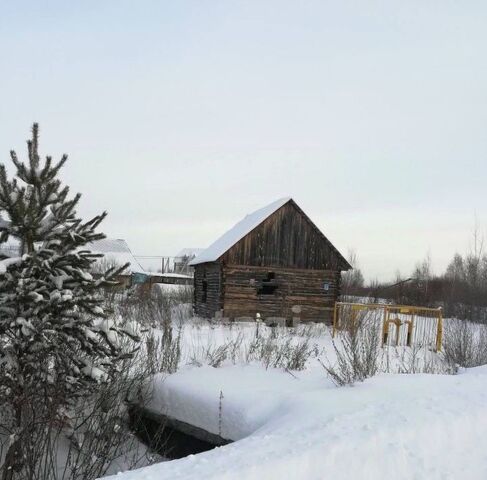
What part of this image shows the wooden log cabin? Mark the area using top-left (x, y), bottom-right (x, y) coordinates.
top-left (189, 198), bottom-right (351, 324)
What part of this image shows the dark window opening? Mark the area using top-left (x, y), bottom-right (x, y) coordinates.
top-left (202, 276), bottom-right (208, 303)
top-left (258, 272), bottom-right (278, 295)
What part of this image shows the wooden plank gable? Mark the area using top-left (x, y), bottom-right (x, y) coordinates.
top-left (221, 200), bottom-right (350, 271)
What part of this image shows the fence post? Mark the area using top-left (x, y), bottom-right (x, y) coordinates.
top-left (436, 308), bottom-right (443, 352)
top-left (406, 315), bottom-right (414, 347)
top-left (382, 307), bottom-right (389, 346)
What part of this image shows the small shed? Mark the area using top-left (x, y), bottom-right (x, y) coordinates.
top-left (189, 198), bottom-right (351, 324)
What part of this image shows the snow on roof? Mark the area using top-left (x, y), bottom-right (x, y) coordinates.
top-left (0, 242), bottom-right (20, 258)
top-left (0, 238), bottom-right (146, 274)
top-left (88, 238), bottom-right (145, 274)
top-left (144, 272), bottom-right (193, 279)
top-left (88, 238), bottom-right (132, 253)
top-left (189, 197), bottom-right (292, 266)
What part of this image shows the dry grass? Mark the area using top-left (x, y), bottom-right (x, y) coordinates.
top-left (443, 320), bottom-right (487, 369)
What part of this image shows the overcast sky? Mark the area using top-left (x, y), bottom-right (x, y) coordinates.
top-left (1, 1), bottom-right (486, 281)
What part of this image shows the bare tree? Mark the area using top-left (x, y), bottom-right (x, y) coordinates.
top-left (341, 249), bottom-right (364, 297)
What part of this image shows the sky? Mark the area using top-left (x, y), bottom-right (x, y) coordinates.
top-left (0, 1), bottom-right (486, 281)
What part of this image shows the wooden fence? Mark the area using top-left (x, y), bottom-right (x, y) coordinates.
top-left (333, 302), bottom-right (443, 352)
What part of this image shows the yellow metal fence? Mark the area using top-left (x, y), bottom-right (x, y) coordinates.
top-left (332, 302), bottom-right (443, 352)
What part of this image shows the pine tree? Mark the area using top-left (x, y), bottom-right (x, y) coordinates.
top-left (0, 124), bottom-right (138, 479)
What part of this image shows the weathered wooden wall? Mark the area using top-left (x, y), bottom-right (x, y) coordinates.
top-left (193, 199), bottom-right (349, 321)
top-left (221, 201), bottom-right (349, 271)
top-left (222, 264), bottom-right (341, 323)
top-left (193, 262), bottom-right (222, 318)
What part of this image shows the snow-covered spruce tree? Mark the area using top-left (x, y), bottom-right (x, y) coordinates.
top-left (0, 124), bottom-right (138, 479)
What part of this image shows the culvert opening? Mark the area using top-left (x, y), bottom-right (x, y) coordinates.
top-left (129, 405), bottom-right (232, 459)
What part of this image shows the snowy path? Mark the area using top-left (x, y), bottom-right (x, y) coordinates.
top-left (107, 365), bottom-right (487, 480)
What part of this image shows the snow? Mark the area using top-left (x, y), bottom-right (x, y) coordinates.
top-left (89, 238), bottom-right (135, 255)
top-left (0, 256), bottom-right (22, 273)
top-left (153, 283), bottom-right (191, 294)
top-left (88, 238), bottom-right (145, 274)
top-left (146, 364), bottom-right (321, 441)
top-left (0, 243), bottom-right (20, 258)
top-left (105, 364), bottom-right (487, 480)
top-left (93, 318), bottom-right (119, 347)
top-left (145, 272), bottom-right (192, 279)
top-left (16, 317), bottom-right (35, 336)
top-left (103, 318), bottom-right (487, 480)
top-left (0, 238), bottom-right (145, 275)
top-left (81, 361), bottom-right (107, 382)
top-left (189, 198), bottom-right (291, 265)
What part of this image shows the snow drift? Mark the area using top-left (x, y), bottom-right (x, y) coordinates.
top-left (105, 364), bottom-right (487, 480)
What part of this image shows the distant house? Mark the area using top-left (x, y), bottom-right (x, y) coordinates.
top-left (88, 238), bottom-right (145, 288)
top-left (0, 237), bottom-right (145, 289)
top-left (174, 248), bottom-right (203, 275)
top-left (89, 238), bottom-right (145, 273)
top-left (190, 198), bottom-right (351, 324)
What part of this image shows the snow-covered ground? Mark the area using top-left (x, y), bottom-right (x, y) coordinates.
top-left (153, 283), bottom-right (191, 295)
top-left (171, 318), bottom-right (447, 376)
top-left (108, 365), bottom-right (487, 480)
top-left (101, 316), bottom-right (487, 480)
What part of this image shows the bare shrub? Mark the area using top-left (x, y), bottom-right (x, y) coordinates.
top-left (189, 334), bottom-right (245, 368)
top-left (57, 350), bottom-right (163, 480)
top-left (322, 309), bottom-right (381, 385)
top-left (245, 334), bottom-right (319, 371)
top-left (0, 327), bottom-right (163, 480)
top-left (204, 345), bottom-right (231, 368)
top-left (120, 286), bottom-right (192, 330)
top-left (294, 322), bottom-right (327, 339)
top-left (146, 329), bottom-right (182, 375)
top-left (187, 325), bottom-right (318, 371)
top-left (275, 338), bottom-right (319, 371)
top-left (385, 343), bottom-right (456, 375)
top-left (152, 285), bottom-right (193, 311)
top-left (443, 320), bottom-right (487, 368)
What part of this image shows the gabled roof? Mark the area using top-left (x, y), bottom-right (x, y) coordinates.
top-left (189, 197), bottom-right (351, 269)
top-left (189, 197), bottom-right (291, 266)
top-left (0, 238), bottom-right (146, 274)
top-left (88, 238), bottom-right (146, 274)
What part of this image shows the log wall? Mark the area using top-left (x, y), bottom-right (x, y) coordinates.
top-left (193, 262), bottom-right (222, 318)
top-left (222, 264), bottom-right (341, 323)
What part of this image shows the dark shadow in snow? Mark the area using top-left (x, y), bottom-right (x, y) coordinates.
top-left (129, 405), bottom-right (232, 460)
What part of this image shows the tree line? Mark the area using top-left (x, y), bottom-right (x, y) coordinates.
top-left (342, 239), bottom-right (487, 324)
